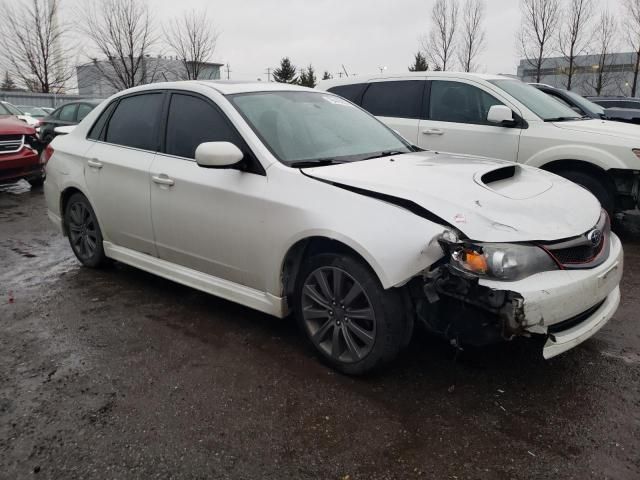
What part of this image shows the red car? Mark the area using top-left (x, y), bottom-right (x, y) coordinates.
top-left (0, 110), bottom-right (45, 187)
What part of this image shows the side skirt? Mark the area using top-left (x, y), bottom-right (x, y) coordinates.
top-left (103, 241), bottom-right (287, 318)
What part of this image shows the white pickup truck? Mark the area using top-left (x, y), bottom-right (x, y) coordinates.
top-left (318, 73), bottom-right (640, 215)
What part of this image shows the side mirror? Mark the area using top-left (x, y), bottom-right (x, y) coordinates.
top-left (54, 125), bottom-right (75, 135)
top-left (487, 105), bottom-right (515, 125)
top-left (195, 141), bottom-right (244, 168)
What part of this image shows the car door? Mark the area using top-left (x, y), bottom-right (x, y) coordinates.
top-left (359, 80), bottom-right (426, 145)
top-left (418, 79), bottom-right (521, 161)
top-left (84, 92), bottom-right (164, 257)
top-left (149, 92), bottom-right (268, 288)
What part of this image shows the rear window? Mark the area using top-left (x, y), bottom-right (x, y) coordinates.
top-left (105, 93), bottom-right (164, 150)
top-left (360, 81), bottom-right (424, 119)
top-left (327, 83), bottom-right (368, 105)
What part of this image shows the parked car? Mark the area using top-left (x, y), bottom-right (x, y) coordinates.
top-left (17, 105), bottom-right (49, 119)
top-left (38, 100), bottom-right (101, 144)
top-left (318, 73), bottom-right (640, 215)
top-left (0, 100), bottom-right (40, 127)
top-left (0, 103), bottom-right (45, 187)
top-left (44, 81), bottom-right (623, 374)
top-left (585, 96), bottom-right (640, 124)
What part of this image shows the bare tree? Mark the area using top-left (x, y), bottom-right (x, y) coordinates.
top-left (79, 0), bottom-right (157, 91)
top-left (518, 0), bottom-right (561, 83)
top-left (586, 10), bottom-right (617, 96)
top-left (623, 0), bottom-right (640, 96)
top-left (164, 9), bottom-right (219, 80)
top-left (558, 0), bottom-right (594, 90)
top-left (0, 0), bottom-right (73, 93)
top-left (457, 0), bottom-right (486, 72)
top-left (422, 0), bottom-right (459, 71)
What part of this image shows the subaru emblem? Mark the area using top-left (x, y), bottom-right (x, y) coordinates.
top-left (587, 229), bottom-right (602, 246)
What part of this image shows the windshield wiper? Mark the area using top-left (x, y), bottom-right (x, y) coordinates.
top-left (362, 150), bottom-right (408, 160)
top-left (544, 116), bottom-right (582, 122)
top-left (289, 158), bottom-right (344, 168)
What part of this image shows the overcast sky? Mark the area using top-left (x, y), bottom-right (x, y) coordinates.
top-left (110, 0), bottom-right (624, 80)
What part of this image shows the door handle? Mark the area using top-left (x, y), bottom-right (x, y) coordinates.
top-left (422, 128), bottom-right (445, 136)
top-left (152, 174), bottom-right (175, 186)
top-left (87, 158), bottom-right (103, 169)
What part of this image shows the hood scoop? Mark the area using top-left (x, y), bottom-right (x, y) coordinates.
top-left (474, 164), bottom-right (553, 200)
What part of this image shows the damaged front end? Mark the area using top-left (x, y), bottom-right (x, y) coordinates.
top-left (408, 262), bottom-right (526, 347)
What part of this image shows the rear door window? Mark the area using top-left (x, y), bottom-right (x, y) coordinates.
top-left (58, 104), bottom-right (77, 122)
top-left (105, 93), bottom-right (164, 151)
top-left (327, 84), bottom-right (368, 105)
top-left (77, 104), bottom-right (94, 122)
top-left (360, 81), bottom-right (425, 119)
top-left (429, 80), bottom-right (504, 125)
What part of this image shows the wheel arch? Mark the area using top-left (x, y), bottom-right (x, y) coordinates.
top-left (279, 236), bottom-right (387, 302)
top-left (539, 159), bottom-right (616, 192)
top-left (59, 186), bottom-right (101, 237)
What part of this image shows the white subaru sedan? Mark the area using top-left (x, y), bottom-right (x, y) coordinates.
top-left (44, 81), bottom-right (623, 375)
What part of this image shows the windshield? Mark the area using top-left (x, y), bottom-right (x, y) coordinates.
top-left (2, 102), bottom-right (24, 115)
top-left (563, 90), bottom-right (605, 116)
top-left (489, 80), bottom-right (582, 121)
top-left (228, 91), bottom-right (412, 166)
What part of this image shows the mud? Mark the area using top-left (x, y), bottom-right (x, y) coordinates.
top-left (1, 182), bottom-right (639, 479)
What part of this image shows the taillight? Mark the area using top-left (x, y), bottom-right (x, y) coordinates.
top-left (42, 144), bottom-right (54, 164)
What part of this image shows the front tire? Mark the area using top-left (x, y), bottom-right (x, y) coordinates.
top-left (294, 253), bottom-right (407, 375)
top-left (64, 193), bottom-right (107, 268)
top-left (556, 170), bottom-right (614, 215)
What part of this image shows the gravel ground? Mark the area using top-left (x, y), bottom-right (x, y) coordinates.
top-left (1, 182), bottom-right (639, 479)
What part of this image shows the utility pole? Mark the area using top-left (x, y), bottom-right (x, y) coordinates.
top-left (224, 63), bottom-right (232, 80)
top-left (264, 67), bottom-right (272, 82)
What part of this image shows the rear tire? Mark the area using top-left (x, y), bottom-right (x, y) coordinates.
top-left (294, 253), bottom-right (407, 375)
top-left (27, 172), bottom-right (45, 188)
top-left (64, 193), bottom-right (107, 268)
top-left (556, 170), bottom-right (614, 215)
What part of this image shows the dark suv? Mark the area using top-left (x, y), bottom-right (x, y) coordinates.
top-left (39, 100), bottom-right (101, 144)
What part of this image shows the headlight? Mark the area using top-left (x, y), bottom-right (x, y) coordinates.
top-left (450, 243), bottom-right (558, 281)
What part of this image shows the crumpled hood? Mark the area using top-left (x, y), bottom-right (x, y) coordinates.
top-left (304, 151), bottom-right (601, 242)
top-left (552, 118), bottom-right (640, 141)
top-left (0, 116), bottom-right (35, 135)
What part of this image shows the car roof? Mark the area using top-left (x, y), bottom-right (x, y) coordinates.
top-left (109, 80), bottom-right (314, 97)
top-left (317, 71), bottom-right (513, 89)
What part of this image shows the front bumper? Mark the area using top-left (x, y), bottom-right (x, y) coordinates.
top-left (420, 233), bottom-right (623, 358)
top-left (0, 148), bottom-right (42, 183)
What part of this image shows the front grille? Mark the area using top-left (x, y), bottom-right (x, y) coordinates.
top-left (0, 135), bottom-right (23, 154)
top-left (539, 211), bottom-right (610, 269)
top-left (547, 238), bottom-right (604, 265)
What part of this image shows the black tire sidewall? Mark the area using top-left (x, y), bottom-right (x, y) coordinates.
top-left (294, 253), bottom-right (406, 375)
top-left (64, 193), bottom-right (107, 268)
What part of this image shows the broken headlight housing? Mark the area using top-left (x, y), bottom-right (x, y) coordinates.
top-left (450, 242), bottom-right (558, 281)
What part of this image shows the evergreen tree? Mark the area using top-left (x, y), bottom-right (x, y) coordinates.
top-left (322, 70), bottom-right (332, 80)
top-left (1, 72), bottom-right (17, 91)
top-left (273, 57), bottom-right (298, 84)
top-left (408, 52), bottom-right (429, 72)
top-left (299, 64), bottom-right (317, 88)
